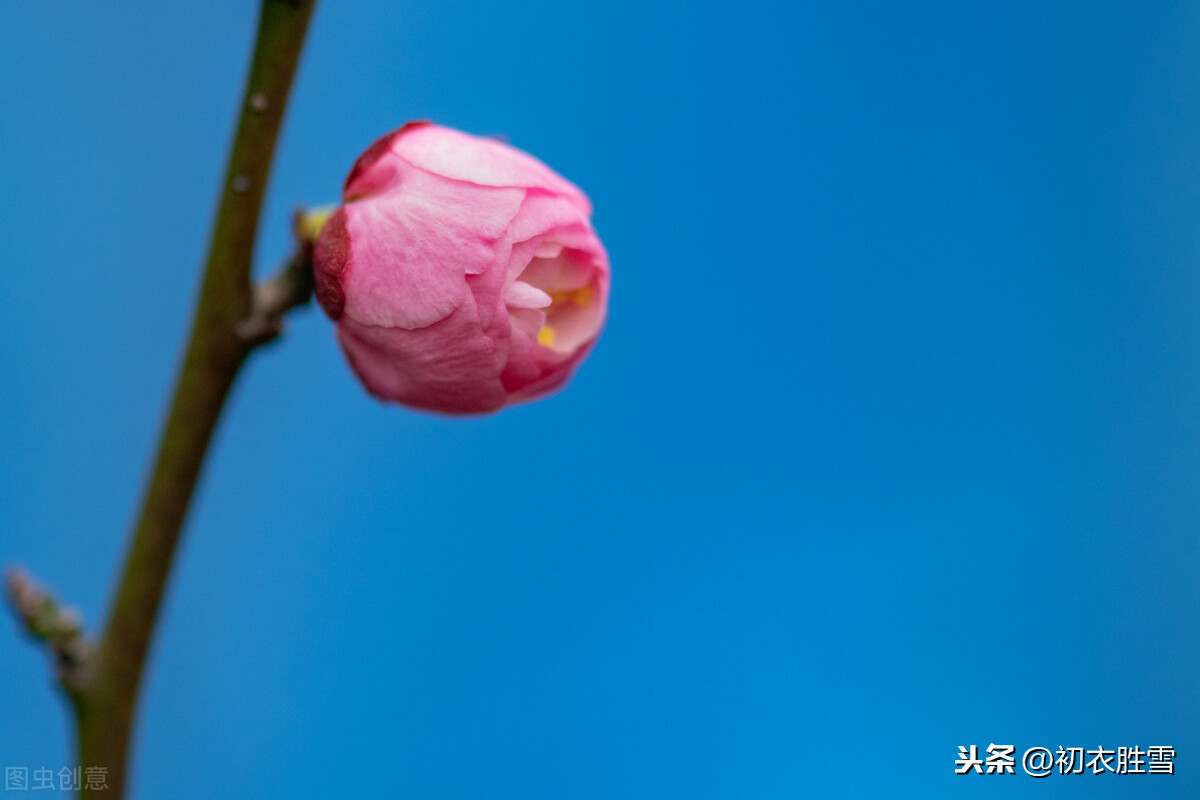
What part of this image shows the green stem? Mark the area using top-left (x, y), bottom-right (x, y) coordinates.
top-left (75, 2), bottom-right (317, 795)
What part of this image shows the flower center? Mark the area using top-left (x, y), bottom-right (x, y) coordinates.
top-left (505, 246), bottom-right (603, 355)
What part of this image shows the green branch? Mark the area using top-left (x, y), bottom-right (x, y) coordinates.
top-left (68, 2), bottom-right (318, 796)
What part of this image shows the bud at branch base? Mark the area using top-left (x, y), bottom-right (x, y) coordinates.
top-left (312, 122), bottom-right (610, 414)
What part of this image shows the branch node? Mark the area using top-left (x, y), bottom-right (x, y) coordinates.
top-left (236, 207), bottom-right (322, 346)
top-left (237, 246), bottom-right (315, 346)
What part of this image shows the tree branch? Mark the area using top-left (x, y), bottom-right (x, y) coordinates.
top-left (69, 2), bottom-right (318, 796)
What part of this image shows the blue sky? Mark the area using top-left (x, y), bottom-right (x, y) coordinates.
top-left (2, 1), bottom-right (1199, 797)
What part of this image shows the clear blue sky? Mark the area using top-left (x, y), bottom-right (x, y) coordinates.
top-left (3, 1), bottom-right (1199, 797)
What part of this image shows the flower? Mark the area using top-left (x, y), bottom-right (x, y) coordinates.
top-left (312, 122), bottom-right (610, 414)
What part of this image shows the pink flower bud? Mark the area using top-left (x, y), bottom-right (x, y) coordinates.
top-left (313, 122), bottom-right (610, 414)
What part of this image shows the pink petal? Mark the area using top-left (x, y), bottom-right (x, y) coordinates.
top-left (503, 280), bottom-right (552, 309)
top-left (506, 190), bottom-right (592, 244)
top-left (389, 124), bottom-right (591, 213)
top-left (340, 171), bottom-right (524, 330)
top-left (535, 241), bottom-right (563, 259)
top-left (338, 292), bottom-right (510, 414)
top-left (342, 121), bottom-right (431, 200)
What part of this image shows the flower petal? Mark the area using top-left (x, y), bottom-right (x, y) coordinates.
top-left (343, 121), bottom-right (431, 200)
top-left (338, 292), bottom-right (510, 414)
top-left (390, 124), bottom-right (591, 213)
top-left (340, 170), bottom-right (524, 329)
top-left (503, 280), bottom-right (552, 310)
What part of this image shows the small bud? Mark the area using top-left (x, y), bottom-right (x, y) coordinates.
top-left (295, 205), bottom-right (336, 248)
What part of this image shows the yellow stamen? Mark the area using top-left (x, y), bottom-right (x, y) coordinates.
top-left (537, 326), bottom-right (556, 347)
top-left (548, 284), bottom-right (594, 308)
top-left (571, 284), bottom-right (594, 307)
